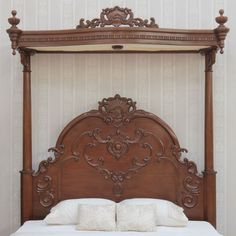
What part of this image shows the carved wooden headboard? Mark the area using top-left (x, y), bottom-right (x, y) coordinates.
top-left (32, 95), bottom-right (203, 220)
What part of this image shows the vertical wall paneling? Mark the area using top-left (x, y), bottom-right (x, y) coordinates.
top-left (123, 54), bottom-right (137, 100)
top-left (47, 55), bottom-right (61, 149)
top-left (149, 55), bottom-right (163, 117)
top-left (36, 0), bottom-right (49, 166)
top-left (0, 1), bottom-right (232, 235)
top-left (187, 1), bottom-right (201, 168)
top-left (99, 55), bottom-right (112, 98)
top-left (62, 0), bottom-right (74, 126)
top-left (174, 55), bottom-right (188, 149)
top-left (136, 0), bottom-right (150, 110)
top-left (162, 0), bottom-right (174, 128)
top-left (111, 54), bottom-right (124, 96)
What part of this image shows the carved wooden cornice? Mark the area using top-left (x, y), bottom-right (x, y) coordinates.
top-left (6, 7), bottom-right (229, 55)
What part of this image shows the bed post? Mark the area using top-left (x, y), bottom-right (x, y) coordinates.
top-left (203, 49), bottom-right (217, 228)
top-left (20, 50), bottom-right (34, 224)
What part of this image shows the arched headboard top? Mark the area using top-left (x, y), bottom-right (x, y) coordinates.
top-left (32, 95), bottom-right (204, 220)
top-left (56, 94), bottom-right (180, 147)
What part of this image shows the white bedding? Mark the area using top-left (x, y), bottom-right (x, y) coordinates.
top-left (11, 220), bottom-right (222, 236)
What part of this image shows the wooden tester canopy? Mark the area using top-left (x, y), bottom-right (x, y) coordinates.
top-left (7, 6), bottom-right (229, 227)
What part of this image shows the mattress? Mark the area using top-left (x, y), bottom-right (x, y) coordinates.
top-left (11, 220), bottom-right (222, 236)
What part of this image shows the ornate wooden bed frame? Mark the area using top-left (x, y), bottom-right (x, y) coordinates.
top-left (7, 6), bottom-right (229, 228)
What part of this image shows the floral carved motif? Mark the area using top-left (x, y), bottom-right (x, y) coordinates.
top-left (76, 6), bottom-right (158, 29)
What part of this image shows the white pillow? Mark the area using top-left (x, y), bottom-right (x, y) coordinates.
top-left (116, 204), bottom-right (156, 232)
top-left (119, 198), bottom-right (188, 227)
top-left (44, 198), bottom-right (115, 225)
top-left (76, 204), bottom-right (116, 231)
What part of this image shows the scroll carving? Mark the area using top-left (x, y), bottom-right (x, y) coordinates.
top-left (172, 145), bottom-right (201, 208)
top-left (72, 128), bottom-right (161, 196)
top-left (84, 141), bottom-right (152, 197)
top-left (36, 175), bottom-right (54, 208)
top-left (33, 146), bottom-right (64, 208)
top-left (7, 10), bottom-right (22, 55)
top-left (214, 9), bottom-right (229, 54)
top-left (182, 176), bottom-right (200, 208)
top-left (34, 145), bottom-right (81, 208)
top-left (90, 128), bottom-right (146, 160)
top-left (172, 145), bottom-right (201, 176)
top-left (33, 145), bottom-right (64, 176)
top-left (76, 6), bottom-right (158, 29)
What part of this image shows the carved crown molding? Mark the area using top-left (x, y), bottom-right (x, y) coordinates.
top-left (76, 6), bottom-right (158, 29)
top-left (19, 33), bottom-right (216, 45)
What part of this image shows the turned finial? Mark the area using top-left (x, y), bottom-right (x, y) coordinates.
top-left (214, 9), bottom-right (229, 54)
top-left (7, 10), bottom-right (22, 55)
top-left (8, 10), bottom-right (20, 28)
top-left (215, 9), bottom-right (228, 26)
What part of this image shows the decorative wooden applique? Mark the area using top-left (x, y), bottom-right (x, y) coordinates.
top-left (76, 6), bottom-right (158, 29)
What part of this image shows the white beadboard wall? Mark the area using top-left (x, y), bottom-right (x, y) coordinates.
top-left (1, 0), bottom-right (235, 236)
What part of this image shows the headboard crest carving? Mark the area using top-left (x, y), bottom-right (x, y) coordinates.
top-left (76, 6), bottom-right (158, 29)
top-left (98, 94), bottom-right (137, 127)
